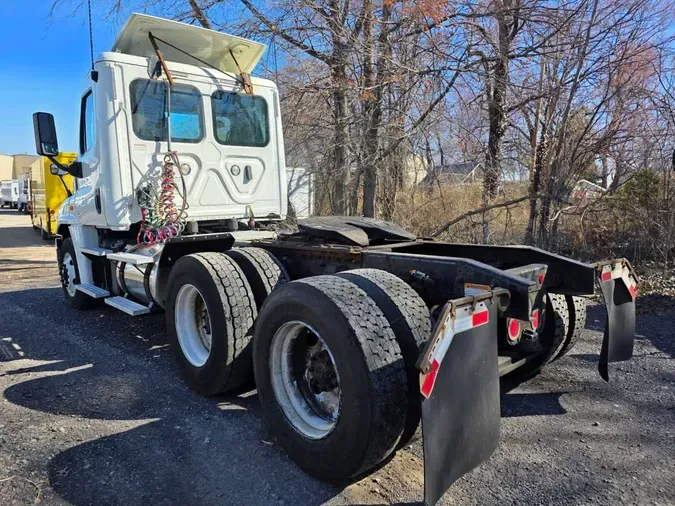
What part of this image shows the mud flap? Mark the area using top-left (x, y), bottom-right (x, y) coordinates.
top-left (597, 261), bottom-right (638, 381)
top-left (418, 298), bottom-right (500, 506)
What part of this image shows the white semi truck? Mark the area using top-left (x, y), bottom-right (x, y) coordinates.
top-left (33, 14), bottom-right (639, 505)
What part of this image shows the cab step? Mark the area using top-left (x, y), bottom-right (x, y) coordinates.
top-left (107, 252), bottom-right (155, 265)
top-left (75, 283), bottom-right (110, 299)
top-left (80, 246), bottom-right (113, 257)
top-left (104, 296), bottom-right (150, 316)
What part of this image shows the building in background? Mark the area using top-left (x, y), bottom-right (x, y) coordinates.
top-left (421, 161), bottom-right (482, 187)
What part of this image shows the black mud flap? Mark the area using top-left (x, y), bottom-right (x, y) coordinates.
top-left (597, 260), bottom-right (638, 381)
top-left (418, 297), bottom-right (501, 506)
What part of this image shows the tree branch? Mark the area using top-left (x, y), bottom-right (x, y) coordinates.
top-left (432, 194), bottom-right (545, 237)
top-left (239, 0), bottom-right (332, 65)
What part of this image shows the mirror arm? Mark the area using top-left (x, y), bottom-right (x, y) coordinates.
top-left (57, 175), bottom-right (73, 198)
top-left (47, 155), bottom-right (73, 198)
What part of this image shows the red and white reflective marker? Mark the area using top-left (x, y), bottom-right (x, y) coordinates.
top-left (420, 301), bottom-right (490, 399)
top-left (600, 263), bottom-right (639, 300)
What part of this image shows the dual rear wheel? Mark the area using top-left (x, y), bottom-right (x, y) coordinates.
top-left (166, 249), bottom-right (430, 481)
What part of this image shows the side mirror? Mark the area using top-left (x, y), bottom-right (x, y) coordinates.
top-left (33, 112), bottom-right (59, 156)
top-left (49, 164), bottom-right (68, 177)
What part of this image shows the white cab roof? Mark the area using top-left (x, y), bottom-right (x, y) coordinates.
top-left (112, 13), bottom-right (266, 74)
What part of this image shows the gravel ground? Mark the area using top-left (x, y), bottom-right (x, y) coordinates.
top-left (0, 209), bottom-right (673, 505)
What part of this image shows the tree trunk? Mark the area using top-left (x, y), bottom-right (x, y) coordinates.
top-left (484, 4), bottom-right (514, 200)
top-left (332, 79), bottom-right (350, 215)
top-left (329, 2), bottom-right (350, 216)
top-left (361, 1), bottom-right (390, 218)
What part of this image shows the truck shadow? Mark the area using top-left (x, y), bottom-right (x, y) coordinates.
top-left (0, 286), bottom-right (344, 505)
top-left (4, 356), bottom-right (341, 505)
top-left (0, 225), bottom-right (51, 248)
top-left (500, 392), bottom-right (567, 417)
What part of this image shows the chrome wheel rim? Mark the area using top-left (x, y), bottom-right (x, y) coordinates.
top-left (62, 252), bottom-right (77, 297)
top-left (174, 284), bottom-right (212, 367)
top-left (269, 321), bottom-right (341, 440)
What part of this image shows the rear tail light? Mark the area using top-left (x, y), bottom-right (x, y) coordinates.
top-left (506, 318), bottom-right (521, 344)
top-left (530, 308), bottom-right (541, 329)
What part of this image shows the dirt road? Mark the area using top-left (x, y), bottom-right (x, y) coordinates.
top-left (0, 209), bottom-right (673, 505)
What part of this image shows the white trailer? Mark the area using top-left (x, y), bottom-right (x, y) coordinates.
top-left (286, 167), bottom-right (313, 218)
top-left (17, 171), bottom-right (30, 212)
top-left (11, 180), bottom-right (19, 208)
top-left (0, 180), bottom-right (10, 208)
top-left (31, 13), bottom-right (637, 506)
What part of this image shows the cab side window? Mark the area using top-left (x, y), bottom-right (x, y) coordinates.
top-left (80, 91), bottom-right (95, 154)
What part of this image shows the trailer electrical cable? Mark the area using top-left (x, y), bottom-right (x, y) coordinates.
top-left (136, 152), bottom-right (189, 246)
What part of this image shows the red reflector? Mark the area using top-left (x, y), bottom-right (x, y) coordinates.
top-left (537, 273), bottom-right (545, 285)
top-left (472, 310), bottom-right (489, 327)
top-left (507, 318), bottom-right (520, 340)
top-left (420, 359), bottom-right (440, 398)
top-left (530, 309), bottom-right (540, 329)
top-left (601, 271), bottom-right (611, 282)
top-left (49, 210), bottom-right (55, 215)
top-left (629, 284), bottom-right (638, 299)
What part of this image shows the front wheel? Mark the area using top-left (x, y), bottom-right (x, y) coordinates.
top-left (57, 238), bottom-right (93, 310)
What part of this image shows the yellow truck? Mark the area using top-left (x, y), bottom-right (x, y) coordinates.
top-left (30, 152), bottom-right (76, 239)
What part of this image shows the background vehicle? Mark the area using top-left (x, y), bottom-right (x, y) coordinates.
top-left (30, 152), bottom-right (76, 239)
top-left (18, 171), bottom-right (30, 212)
top-left (1, 180), bottom-right (21, 209)
top-left (0, 180), bottom-right (10, 208)
top-left (32, 14), bottom-right (638, 506)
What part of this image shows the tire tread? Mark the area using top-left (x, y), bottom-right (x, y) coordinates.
top-left (293, 275), bottom-right (408, 475)
top-left (336, 269), bottom-right (430, 447)
top-left (225, 247), bottom-right (289, 309)
top-left (175, 252), bottom-right (256, 393)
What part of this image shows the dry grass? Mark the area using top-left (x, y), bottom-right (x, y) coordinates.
top-left (392, 182), bottom-right (531, 244)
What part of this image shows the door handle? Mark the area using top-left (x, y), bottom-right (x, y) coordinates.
top-left (95, 188), bottom-right (102, 214)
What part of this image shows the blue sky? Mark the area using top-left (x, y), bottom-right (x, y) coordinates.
top-left (0, 1), bottom-right (120, 156)
top-left (0, 1), bottom-right (275, 157)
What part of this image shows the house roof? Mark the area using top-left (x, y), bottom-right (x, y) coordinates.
top-left (432, 162), bottom-right (480, 175)
top-left (421, 162), bottom-right (481, 185)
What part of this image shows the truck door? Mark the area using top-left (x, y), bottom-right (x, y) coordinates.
top-left (205, 86), bottom-right (284, 219)
top-left (73, 87), bottom-right (107, 227)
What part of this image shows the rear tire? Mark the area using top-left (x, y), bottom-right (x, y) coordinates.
top-left (166, 253), bottom-right (257, 396)
top-left (225, 247), bottom-right (289, 310)
top-left (337, 268), bottom-right (430, 448)
top-left (253, 275), bottom-right (408, 482)
top-left (553, 295), bottom-right (587, 360)
top-left (57, 238), bottom-right (94, 310)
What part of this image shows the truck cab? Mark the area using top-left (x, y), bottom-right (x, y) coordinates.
top-left (44, 14), bottom-right (287, 234)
